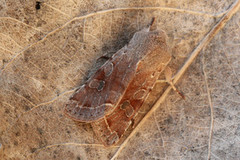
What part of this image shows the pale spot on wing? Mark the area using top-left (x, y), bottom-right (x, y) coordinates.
top-left (89, 79), bottom-right (105, 91)
top-left (133, 89), bottom-right (147, 99)
top-left (125, 105), bottom-right (134, 117)
top-left (120, 101), bottom-right (134, 117)
top-left (104, 62), bottom-right (113, 77)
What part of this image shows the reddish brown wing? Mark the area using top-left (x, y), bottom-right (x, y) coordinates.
top-left (64, 46), bottom-right (140, 122)
top-left (91, 29), bottom-right (172, 146)
top-left (91, 57), bottom-right (169, 146)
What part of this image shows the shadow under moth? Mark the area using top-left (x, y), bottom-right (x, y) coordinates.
top-left (64, 18), bottom-right (177, 146)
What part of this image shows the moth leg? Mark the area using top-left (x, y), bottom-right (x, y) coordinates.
top-left (130, 118), bottom-right (138, 129)
top-left (91, 117), bottom-right (119, 146)
top-left (157, 66), bottom-right (185, 99)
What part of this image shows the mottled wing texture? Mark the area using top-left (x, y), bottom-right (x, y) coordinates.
top-left (64, 45), bottom-right (140, 122)
top-left (65, 26), bottom-right (171, 146)
top-left (91, 29), bottom-right (172, 146)
top-left (91, 67), bottom-right (164, 146)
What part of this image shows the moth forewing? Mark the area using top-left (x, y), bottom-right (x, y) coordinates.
top-left (64, 22), bottom-right (172, 146)
top-left (90, 29), bottom-right (171, 146)
top-left (64, 33), bottom-right (142, 122)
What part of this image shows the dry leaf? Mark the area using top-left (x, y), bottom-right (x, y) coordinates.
top-left (0, 0), bottom-right (239, 159)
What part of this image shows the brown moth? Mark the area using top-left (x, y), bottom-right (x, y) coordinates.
top-left (64, 18), bottom-right (172, 146)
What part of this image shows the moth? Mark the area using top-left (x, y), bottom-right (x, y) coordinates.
top-left (65, 18), bottom-right (175, 146)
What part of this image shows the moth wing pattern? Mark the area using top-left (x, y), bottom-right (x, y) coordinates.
top-left (64, 21), bottom-right (172, 146)
top-left (91, 29), bottom-right (172, 146)
top-left (64, 46), bottom-right (140, 122)
top-left (91, 57), bottom-right (171, 146)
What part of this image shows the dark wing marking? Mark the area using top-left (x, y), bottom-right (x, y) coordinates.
top-left (91, 53), bottom-right (170, 145)
top-left (64, 47), bottom-right (139, 122)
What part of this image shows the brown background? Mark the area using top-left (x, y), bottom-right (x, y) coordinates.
top-left (0, 0), bottom-right (239, 159)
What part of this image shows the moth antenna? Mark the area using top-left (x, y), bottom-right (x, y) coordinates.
top-left (149, 17), bottom-right (155, 27)
top-left (146, 17), bottom-right (155, 31)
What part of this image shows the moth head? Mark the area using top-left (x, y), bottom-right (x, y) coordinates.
top-left (132, 29), bottom-right (172, 73)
